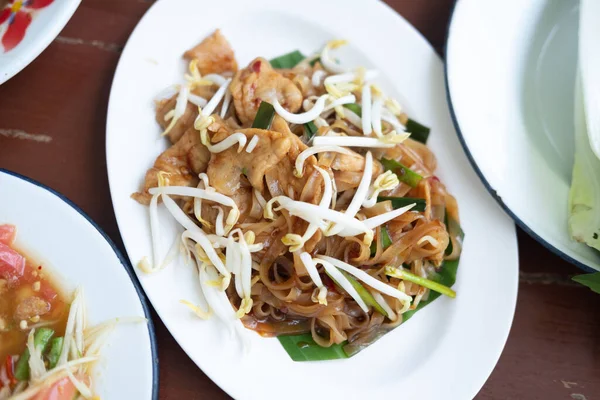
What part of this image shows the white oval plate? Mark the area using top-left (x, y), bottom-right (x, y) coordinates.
top-left (446, 0), bottom-right (599, 271)
top-left (0, 0), bottom-right (80, 85)
top-left (0, 169), bottom-right (158, 399)
top-left (106, 0), bottom-right (518, 398)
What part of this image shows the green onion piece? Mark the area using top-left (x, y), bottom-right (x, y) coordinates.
top-left (341, 270), bottom-right (388, 317)
top-left (46, 337), bottom-right (63, 370)
top-left (402, 259), bottom-right (459, 322)
top-left (370, 227), bottom-right (393, 256)
top-left (342, 103), bottom-right (383, 130)
top-left (309, 57), bottom-right (321, 67)
top-left (270, 50), bottom-right (306, 69)
top-left (381, 228), bottom-right (393, 248)
top-left (378, 196), bottom-right (426, 212)
top-left (326, 270), bottom-right (388, 317)
top-left (278, 333), bottom-right (348, 361)
top-left (380, 158), bottom-right (423, 188)
top-left (385, 267), bottom-right (456, 298)
top-left (303, 121), bottom-right (318, 140)
top-left (444, 211), bottom-right (465, 257)
top-left (444, 212), bottom-right (453, 256)
top-left (251, 101), bottom-right (276, 129)
top-left (343, 103), bottom-right (362, 117)
top-left (14, 328), bottom-right (55, 381)
top-left (405, 118), bottom-right (431, 144)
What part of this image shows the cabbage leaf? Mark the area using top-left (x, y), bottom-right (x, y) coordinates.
top-left (568, 72), bottom-right (600, 251)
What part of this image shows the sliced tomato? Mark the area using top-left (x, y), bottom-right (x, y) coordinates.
top-left (32, 374), bottom-right (90, 400)
top-left (0, 225), bottom-right (16, 245)
top-left (38, 280), bottom-right (58, 302)
top-left (0, 242), bottom-right (25, 280)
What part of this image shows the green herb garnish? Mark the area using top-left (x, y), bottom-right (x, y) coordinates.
top-left (304, 121), bottom-right (318, 140)
top-left (378, 196), bottom-right (426, 212)
top-left (252, 101), bottom-right (276, 129)
top-left (270, 50), bottom-right (306, 69)
top-left (405, 119), bottom-right (430, 144)
top-left (343, 103), bottom-right (362, 116)
top-left (380, 158), bottom-right (423, 188)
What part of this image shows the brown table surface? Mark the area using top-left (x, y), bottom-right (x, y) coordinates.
top-left (1, 0), bottom-right (599, 399)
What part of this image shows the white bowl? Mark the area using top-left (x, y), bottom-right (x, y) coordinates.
top-left (0, 169), bottom-right (158, 399)
top-left (446, 0), bottom-right (599, 271)
top-left (0, 0), bottom-right (80, 85)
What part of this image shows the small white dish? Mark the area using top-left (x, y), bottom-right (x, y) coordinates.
top-left (0, 169), bottom-right (158, 399)
top-left (106, 0), bottom-right (519, 398)
top-left (446, 0), bottom-right (599, 271)
top-left (0, 0), bottom-right (81, 85)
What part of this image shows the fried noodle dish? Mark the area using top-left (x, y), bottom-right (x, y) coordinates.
top-left (133, 30), bottom-right (464, 359)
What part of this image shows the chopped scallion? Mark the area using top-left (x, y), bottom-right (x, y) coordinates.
top-left (385, 267), bottom-right (456, 298)
top-left (378, 196), bottom-right (426, 212)
top-left (252, 101), bottom-right (276, 129)
top-left (370, 226), bottom-right (393, 256)
top-left (326, 270), bottom-right (388, 317)
top-left (270, 50), bottom-right (306, 69)
top-left (343, 103), bottom-right (362, 117)
top-left (405, 118), bottom-right (430, 144)
top-left (304, 121), bottom-right (318, 140)
top-left (381, 228), bottom-right (393, 248)
top-left (380, 158), bottom-right (423, 188)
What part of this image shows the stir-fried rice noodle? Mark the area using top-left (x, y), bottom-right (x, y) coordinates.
top-left (133, 32), bottom-right (461, 350)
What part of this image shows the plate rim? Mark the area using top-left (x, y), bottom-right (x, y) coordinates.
top-left (0, 0), bottom-right (82, 85)
top-left (0, 168), bottom-right (160, 400)
top-left (444, 0), bottom-right (596, 273)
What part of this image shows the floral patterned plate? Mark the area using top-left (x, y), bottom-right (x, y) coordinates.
top-left (0, 0), bottom-right (80, 85)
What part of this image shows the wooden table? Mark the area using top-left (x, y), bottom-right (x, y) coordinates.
top-left (1, 0), bottom-right (599, 398)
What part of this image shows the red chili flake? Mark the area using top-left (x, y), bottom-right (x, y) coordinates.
top-left (38, 265), bottom-right (42, 270)
top-left (431, 176), bottom-right (440, 183)
top-left (252, 60), bottom-right (261, 73)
